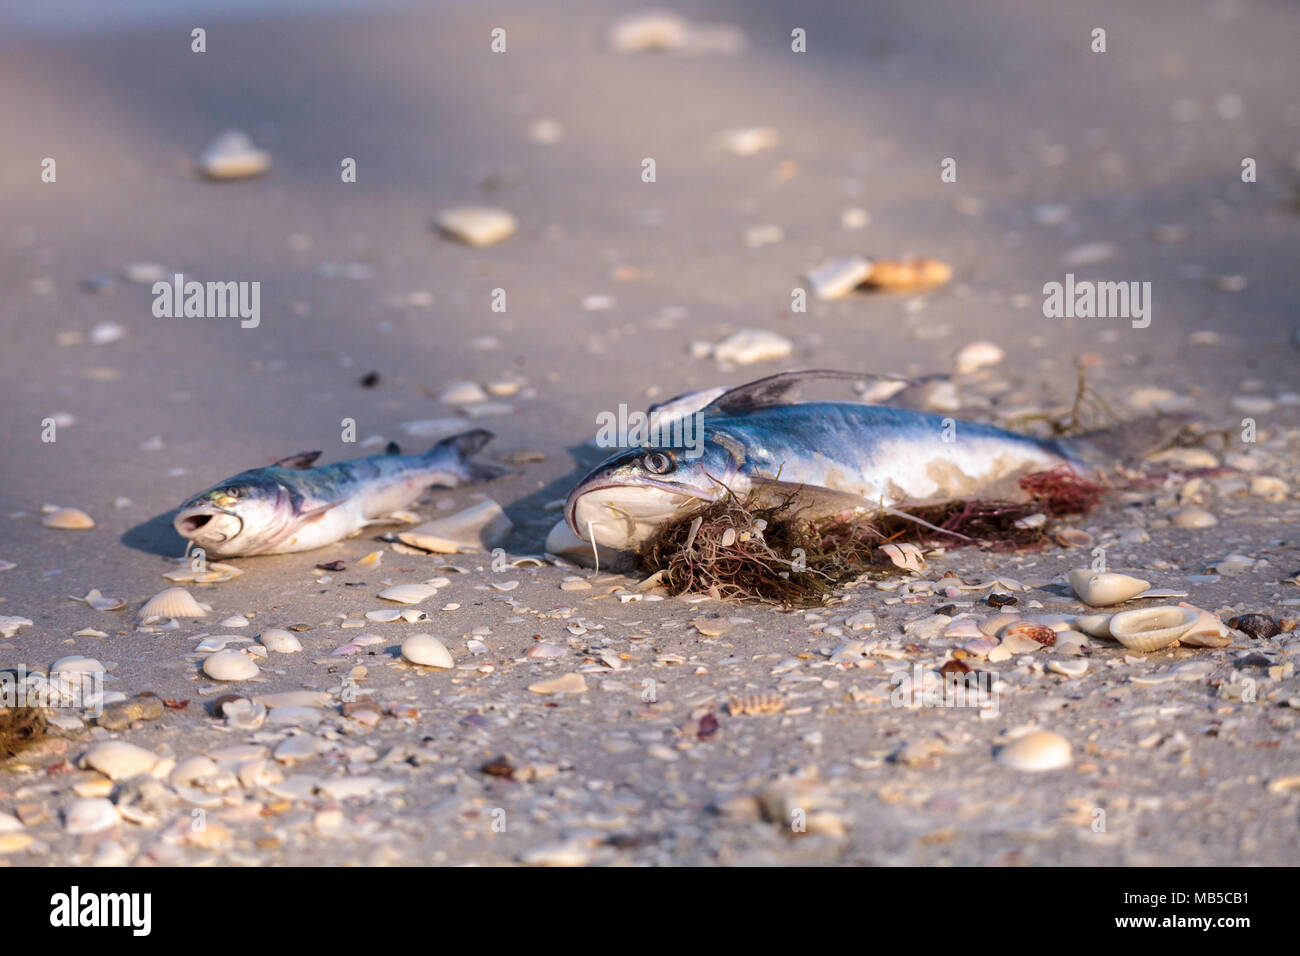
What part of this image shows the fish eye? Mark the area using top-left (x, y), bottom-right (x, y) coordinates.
top-left (641, 451), bottom-right (676, 475)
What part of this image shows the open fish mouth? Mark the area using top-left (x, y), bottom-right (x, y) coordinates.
top-left (565, 480), bottom-right (717, 548)
top-left (175, 507), bottom-right (243, 544)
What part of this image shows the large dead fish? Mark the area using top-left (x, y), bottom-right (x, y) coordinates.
top-left (174, 430), bottom-right (504, 557)
top-left (565, 370), bottom-right (1180, 552)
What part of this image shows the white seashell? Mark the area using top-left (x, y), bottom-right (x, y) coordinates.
top-left (365, 609), bottom-right (403, 622)
top-left (1172, 507), bottom-right (1217, 529)
top-left (222, 698), bottom-right (267, 730)
top-left (259, 628), bottom-right (303, 653)
top-left (196, 129), bottom-right (271, 180)
top-left (377, 583), bottom-right (440, 605)
top-left (71, 588), bottom-right (125, 611)
top-left (1067, 569), bottom-right (1151, 606)
top-left (525, 642), bottom-right (566, 659)
top-left (1047, 659), bottom-right (1088, 678)
top-left (0, 616), bottom-right (33, 638)
top-left (170, 756), bottom-right (218, 786)
top-left (401, 634), bottom-right (453, 668)
top-left (203, 649), bottom-right (260, 681)
top-left (42, 507), bottom-right (95, 529)
top-left (398, 500), bottom-right (512, 554)
top-left (82, 741), bottom-right (160, 780)
top-left (401, 609), bottom-right (428, 623)
top-left (434, 206), bottom-right (517, 246)
top-left (139, 587), bottom-right (207, 619)
top-left (881, 542), bottom-right (927, 573)
top-left (1107, 605), bottom-right (1198, 653)
top-left (219, 615), bottom-right (249, 628)
top-left (1072, 613), bottom-right (1113, 638)
top-left (194, 635), bottom-right (249, 652)
top-left (803, 256), bottom-right (873, 301)
top-left (65, 798), bottom-right (119, 835)
top-left (256, 691), bottom-right (332, 709)
top-left (51, 654), bottom-right (104, 673)
top-left (1176, 603), bottom-right (1232, 648)
top-left (712, 329), bottom-right (793, 365)
top-left (953, 341), bottom-right (1005, 375)
top-left (997, 731), bottom-right (1072, 772)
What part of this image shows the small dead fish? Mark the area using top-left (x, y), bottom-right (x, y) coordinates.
top-left (566, 370), bottom-right (1185, 551)
top-left (174, 431), bottom-right (504, 556)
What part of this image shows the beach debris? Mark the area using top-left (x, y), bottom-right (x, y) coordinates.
top-left (608, 9), bottom-right (744, 54)
top-left (64, 798), bottom-right (119, 836)
top-left (717, 126), bottom-right (777, 156)
top-left (953, 341), bottom-right (1005, 375)
top-left (861, 257), bottom-right (952, 293)
top-left (401, 634), bottom-right (454, 669)
top-left (81, 741), bottom-right (160, 781)
top-left (727, 693), bottom-right (786, 716)
top-left (0, 617), bottom-right (33, 639)
top-left (1229, 613), bottom-right (1279, 640)
top-left (804, 256), bottom-right (873, 300)
top-left (41, 507), bottom-right (94, 530)
top-left (0, 707), bottom-right (47, 759)
top-left (434, 207), bottom-right (517, 246)
top-left (196, 129), bottom-right (272, 180)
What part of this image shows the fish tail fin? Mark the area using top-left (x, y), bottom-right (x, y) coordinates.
top-left (1060, 413), bottom-right (1194, 469)
top-left (427, 429), bottom-right (508, 483)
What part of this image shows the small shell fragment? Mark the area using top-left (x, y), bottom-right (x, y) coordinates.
top-left (377, 583), bottom-right (440, 605)
top-left (42, 507), bottom-right (95, 529)
top-left (196, 129), bottom-right (271, 180)
top-left (435, 207), bottom-right (517, 246)
top-left (863, 257), bottom-right (952, 293)
top-left (727, 693), bottom-right (786, 716)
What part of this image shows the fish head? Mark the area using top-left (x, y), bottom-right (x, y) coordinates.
top-left (173, 473), bottom-right (291, 556)
top-left (564, 441), bottom-right (735, 550)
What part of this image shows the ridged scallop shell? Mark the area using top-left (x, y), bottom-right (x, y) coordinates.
top-left (377, 583), bottom-right (439, 605)
top-left (139, 587), bottom-right (207, 619)
top-left (1067, 569), bottom-right (1151, 607)
top-left (1108, 605), bottom-right (1198, 653)
top-left (42, 507), bottom-right (95, 529)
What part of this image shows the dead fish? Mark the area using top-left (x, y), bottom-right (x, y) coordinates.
top-left (174, 431), bottom-right (504, 556)
top-left (565, 370), bottom-right (1184, 551)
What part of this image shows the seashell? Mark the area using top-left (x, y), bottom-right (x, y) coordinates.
top-left (803, 256), bottom-right (873, 301)
top-left (139, 587), bottom-right (207, 619)
top-left (525, 642), bottom-right (566, 659)
top-left (1053, 630), bottom-right (1090, 655)
top-left (219, 615), bottom-right (249, 628)
top-left (400, 609), bottom-right (428, 623)
top-left (64, 798), bottom-right (119, 835)
top-left (71, 589), bottom-right (125, 611)
top-left (1047, 659), bottom-right (1088, 678)
top-left (960, 638), bottom-right (997, 659)
top-left (1107, 605), bottom-right (1198, 653)
top-left (42, 507), bottom-right (95, 529)
top-left (711, 329), bottom-right (793, 365)
top-left (997, 730), bottom-right (1072, 772)
top-left (194, 635), bottom-right (248, 652)
top-left (1000, 620), bottom-right (1057, 648)
top-left (81, 741), bottom-right (160, 781)
top-left (1228, 613), bottom-right (1280, 640)
top-left (1054, 527), bottom-right (1093, 549)
top-left (170, 756), bottom-right (218, 787)
top-left (50, 654), bottom-right (104, 674)
top-left (881, 542), bottom-right (927, 573)
top-left (1176, 603), bottom-right (1232, 647)
top-left (434, 206), bottom-right (517, 246)
top-left (1172, 507), bottom-right (1217, 529)
top-left (222, 698), bottom-right (267, 730)
top-left (1067, 569), bottom-right (1151, 607)
top-left (259, 628), bottom-right (302, 653)
top-left (401, 634), bottom-right (453, 669)
top-left (0, 616), bottom-right (33, 638)
top-left (979, 613), bottom-right (1020, 637)
top-left (256, 691), bottom-right (332, 709)
top-left (196, 129), bottom-right (271, 180)
top-left (1072, 613), bottom-right (1113, 638)
top-left (356, 550), bottom-right (383, 568)
top-left (398, 500), bottom-right (512, 554)
top-left (953, 341), bottom-right (1004, 375)
top-left (377, 583), bottom-right (439, 605)
top-left (863, 257), bottom-right (953, 293)
top-left (365, 609), bottom-right (403, 623)
top-left (202, 649), bottom-right (260, 681)
top-left (528, 673), bottom-right (588, 695)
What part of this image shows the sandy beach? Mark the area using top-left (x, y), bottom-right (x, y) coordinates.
top-left (1, 0), bottom-right (1299, 866)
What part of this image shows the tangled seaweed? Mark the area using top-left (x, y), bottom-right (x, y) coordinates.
top-left (638, 467), bottom-right (1105, 608)
top-left (0, 706), bottom-right (48, 761)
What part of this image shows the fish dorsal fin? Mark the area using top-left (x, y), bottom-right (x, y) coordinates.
top-left (704, 370), bottom-right (914, 415)
top-left (385, 441), bottom-right (402, 456)
top-left (272, 451), bottom-right (322, 470)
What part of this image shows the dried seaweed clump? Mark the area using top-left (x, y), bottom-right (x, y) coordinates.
top-left (638, 469), bottom-right (1106, 607)
top-left (0, 706), bottom-right (48, 761)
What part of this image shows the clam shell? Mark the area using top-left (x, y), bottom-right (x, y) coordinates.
top-left (81, 741), bottom-right (160, 781)
top-left (1108, 605), bottom-right (1198, 653)
top-left (397, 500), bottom-right (512, 554)
top-left (197, 129), bottom-right (271, 180)
top-left (202, 649), bottom-right (260, 681)
top-left (1067, 569), bottom-right (1151, 607)
top-left (42, 507), bottom-right (94, 529)
top-left (139, 586), bottom-right (207, 619)
top-left (259, 628), bottom-right (303, 653)
top-left (64, 798), bottom-right (119, 835)
top-left (377, 583), bottom-right (440, 605)
top-left (997, 730), bottom-right (1072, 772)
top-left (401, 634), bottom-right (454, 669)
